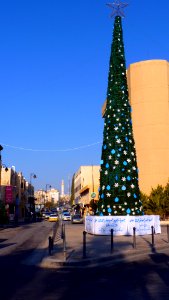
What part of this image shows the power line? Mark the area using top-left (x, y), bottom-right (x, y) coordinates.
top-left (1, 141), bottom-right (102, 152)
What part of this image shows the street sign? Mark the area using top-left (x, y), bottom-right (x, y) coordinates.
top-left (91, 192), bottom-right (96, 198)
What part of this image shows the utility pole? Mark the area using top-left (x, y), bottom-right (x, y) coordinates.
top-left (68, 175), bottom-right (71, 198)
top-left (45, 184), bottom-right (51, 206)
top-left (92, 165), bottom-right (94, 193)
top-left (30, 173), bottom-right (37, 197)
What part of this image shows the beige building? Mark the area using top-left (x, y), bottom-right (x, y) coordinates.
top-left (74, 166), bottom-right (100, 205)
top-left (102, 59), bottom-right (169, 194)
top-left (0, 167), bottom-right (29, 219)
top-left (35, 188), bottom-right (59, 207)
top-left (47, 188), bottom-right (59, 204)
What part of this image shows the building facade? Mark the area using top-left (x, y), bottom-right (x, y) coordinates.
top-left (0, 167), bottom-right (30, 221)
top-left (48, 188), bottom-right (59, 204)
top-left (74, 166), bottom-right (100, 205)
top-left (35, 188), bottom-right (60, 207)
top-left (102, 59), bottom-right (169, 194)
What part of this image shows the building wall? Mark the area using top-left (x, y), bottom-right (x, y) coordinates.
top-left (1, 167), bottom-right (11, 186)
top-left (74, 167), bottom-right (82, 204)
top-left (102, 59), bottom-right (169, 194)
top-left (34, 190), bottom-right (46, 206)
top-left (35, 188), bottom-right (60, 206)
top-left (48, 188), bottom-right (59, 204)
top-left (127, 60), bottom-right (169, 194)
top-left (74, 166), bottom-right (100, 205)
top-left (0, 168), bottom-right (29, 219)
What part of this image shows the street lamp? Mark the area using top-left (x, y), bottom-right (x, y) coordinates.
top-left (30, 173), bottom-right (37, 185)
top-left (28, 173), bottom-right (37, 217)
top-left (46, 184), bottom-right (51, 192)
top-left (0, 145), bottom-right (8, 202)
top-left (40, 189), bottom-right (45, 207)
top-left (0, 145), bottom-right (4, 187)
top-left (29, 173), bottom-right (37, 197)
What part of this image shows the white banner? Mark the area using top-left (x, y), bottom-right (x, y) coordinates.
top-left (128, 215), bottom-right (154, 235)
top-left (94, 216), bottom-right (128, 235)
top-left (154, 215), bottom-right (161, 234)
top-left (85, 215), bottom-right (161, 236)
top-left (85, 216), bottom-right (94, 233)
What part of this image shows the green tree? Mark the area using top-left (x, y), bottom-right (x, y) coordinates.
top-left (98, 15), bottom-right (142, 216)
top-left (140, 191), bottom-right (149, 211)
top-left (142, 183), bottom-right (169, 219)
top-left (89, 199), bottom-right (97, 215)
top-left (45, 201), bottom-right (55, 210)
top-left (163, 182), bottom-right (169, 219)
top-left (164, 182), bottom-right (169, 202)
top-left (144, 198), bottom-right (161, 216)
top-left (149, 185), bottom-right (164, 214)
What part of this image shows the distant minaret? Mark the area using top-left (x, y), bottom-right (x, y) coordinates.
top-left (61, 180), bottom-right (64, 196)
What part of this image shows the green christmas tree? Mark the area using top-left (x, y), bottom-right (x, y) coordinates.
top-left (98, 3), bottom-right (142, 216)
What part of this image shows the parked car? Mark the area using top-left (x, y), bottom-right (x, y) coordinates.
top-left (71, 214), bottom-right (83, 224)
top-left (62, 212), bottom-right (71, 221)
top-left (43, 212), bottom-right (51, 220)
top-left (48, 213), bottom-right (59, 222)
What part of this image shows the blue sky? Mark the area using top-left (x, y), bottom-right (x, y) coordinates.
top-left (0, 0), bottom-right (169, 193)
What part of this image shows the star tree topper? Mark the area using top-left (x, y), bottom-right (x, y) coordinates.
top-left (107, 0), bottom-right (128, 18)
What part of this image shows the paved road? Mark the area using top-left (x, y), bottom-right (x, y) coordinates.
top-left (0, 220), bottom-right (54, 300)
top-left (7, 251), bottom-right (169, 300)
top-left (0, 220), bottom-right (54, 256)
top-left (1, 221), bottom-right (169, 300)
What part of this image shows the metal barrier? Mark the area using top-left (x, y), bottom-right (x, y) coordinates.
top-left (133, 227), bottom-right (136, 249)
top-left (61, 223), bottom-right (64, 239)
top-left (111, 229), bottom-right (114, 253)
top-left (63, 223), bottom-right (67, 261)
top-left (48, 222), bottom-right (59, 256)
top-left (83, 231), bottom-right (87, 258)
top-left (167, 225), bottom-right (169, 243)
top-left (151, 225), bottom-right (155, 247)
top-left (48, 236), bottom-right (53, 255)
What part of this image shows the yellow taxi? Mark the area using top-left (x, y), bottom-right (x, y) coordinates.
top-left (48, 213), bottom-right (59, 222)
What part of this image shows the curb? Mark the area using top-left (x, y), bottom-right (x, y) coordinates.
top-left (22, 222), bottom-right (59, 266)
top-left (40, 243), bottom-right (169, 269)
top-left (39, 223), bottom-right (169, 269)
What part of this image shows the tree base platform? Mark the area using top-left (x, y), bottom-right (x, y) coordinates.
top-left (85, 215), bottom-right (161, 236)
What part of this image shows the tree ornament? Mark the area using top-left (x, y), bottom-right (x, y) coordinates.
top-left (126, 208), bottom-right (131, 214)
top-left (115, 197), bottom-right (119, 202)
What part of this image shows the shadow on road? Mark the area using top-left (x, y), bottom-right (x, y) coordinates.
top-left (1, 223), bottom-right (169, 299)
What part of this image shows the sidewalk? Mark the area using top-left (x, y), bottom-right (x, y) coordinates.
top-left (41, 222), bottom-right (169, 268)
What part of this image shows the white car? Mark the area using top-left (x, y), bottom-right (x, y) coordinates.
top-left (62, 212), bottom-right (71, 221)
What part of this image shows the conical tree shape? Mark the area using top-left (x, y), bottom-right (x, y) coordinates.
top-left (98, 16), bottom-right (142, 216)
